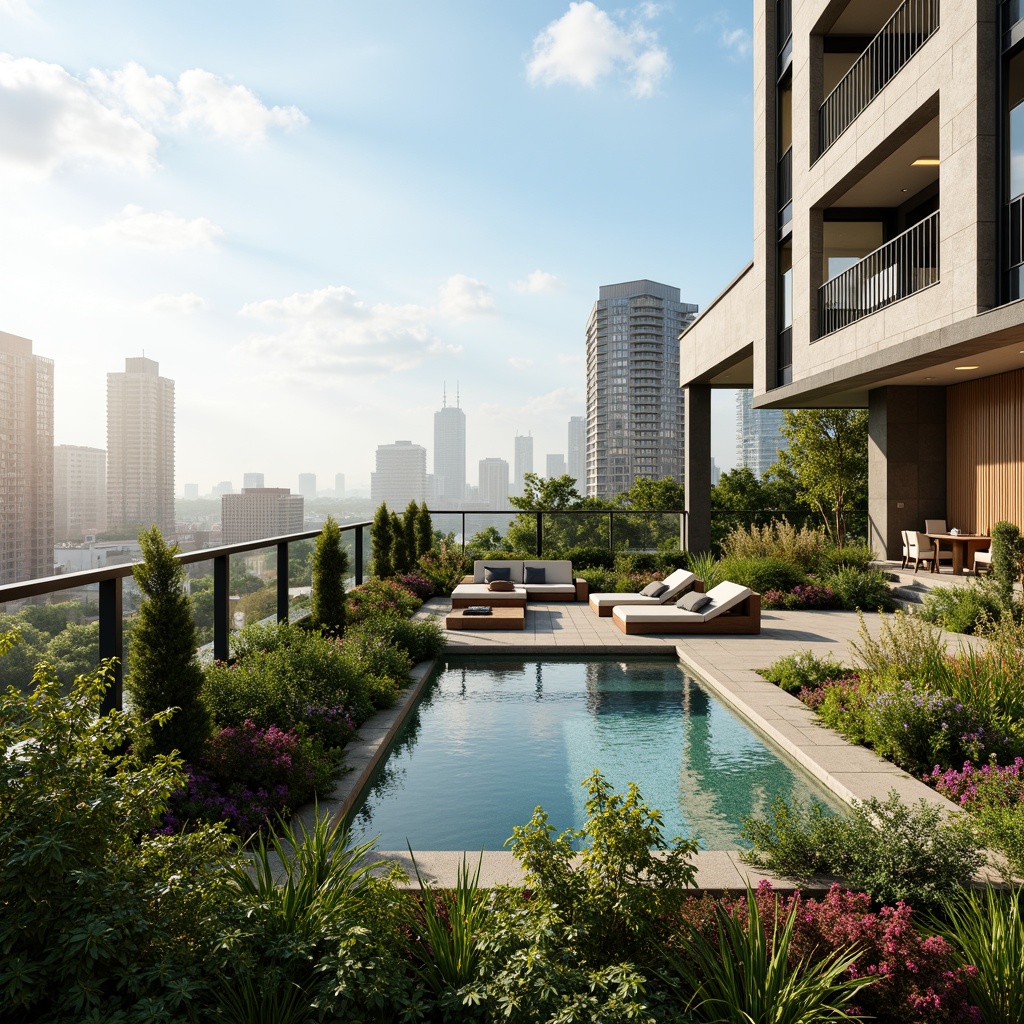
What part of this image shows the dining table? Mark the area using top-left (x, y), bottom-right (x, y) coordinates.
top-left (925, 532), bottom-right (991, 575)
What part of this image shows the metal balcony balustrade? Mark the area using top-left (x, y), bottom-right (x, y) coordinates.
top-left (818, 0), bottom-right (939, 158)
top-left (819, 210), bottom-right (939, 337)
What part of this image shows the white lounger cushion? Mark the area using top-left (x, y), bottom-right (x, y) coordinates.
top-left (612, 581), bottom-right (753, 624)
top-left (658, 569), bottom-right (697, 603)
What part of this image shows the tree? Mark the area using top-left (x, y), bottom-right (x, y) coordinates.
top-left (229, 564), bottom-right (265, 596)
top-left (507, 473), bottom-right (610, 553)
top-left (370, 502), bottom-right (394, 578)
top-left (390, 511), bottom-right (410, 574)
top-left (402, 500), bottom-right (419, 564)
top-left (310, 515), bottom-right (348, 636)
top-left (126, 526), bottom-right (210, 762)
top-left (467, 525), bottom-right (504, 552)
top-left (509, 472), bottom-right (587, 512)
top-left (615, 475), bottom-right (685, 511)
top-left (614, 476), bottom-right (687, 552)
top-left (769, 409), bottom-right (868, 548)
top-left (415, 501), bottom-right (433, 559)
top-left (44, 622), bottom-right (100, 686)
top-left (710, 466), bottom-right (808, 553)
top-left (990, 520), bottom-right (1024, 609)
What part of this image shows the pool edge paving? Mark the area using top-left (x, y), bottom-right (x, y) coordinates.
top-left (295, 599), bottom-right (995, 889)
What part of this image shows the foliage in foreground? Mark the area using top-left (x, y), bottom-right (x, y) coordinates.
top-left (310, 514), bottom-right (349, 636)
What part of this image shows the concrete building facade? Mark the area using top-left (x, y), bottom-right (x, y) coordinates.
top-left (433, 390), bottom-right (466, 505)
top-left (513, 432), bottom-right (533, 496)
top-left (221, 488), bottom-right (304, 544)
top-left (106, 357), bottom-right (174, 535)
top-left (567, 415), bottom-right (586, 489)
top-left (681, 1), bottom-right (1024, 558)
top-left (546, 453), bottom-right (567, 479)
top-left (54, 445), bottom-right (106, 542)
top-left (586, 280), bottom-right (697, 500)
top-left (371, 440), bottom-right (426, 507)
top-left (298, 473), bottom-right (316, 499)
top-left (243, 472), bottom-right (265, 489)
top-left (478, 457), bottom-right (510, 510)
top-left (0, 331), bottom-right (53, 584)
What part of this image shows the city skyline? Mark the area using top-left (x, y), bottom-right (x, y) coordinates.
top-left (0, 2), bottom-right (753, 489)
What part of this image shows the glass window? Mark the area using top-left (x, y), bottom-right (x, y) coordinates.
top-left (1008, 49), bottom-right (1024, 200)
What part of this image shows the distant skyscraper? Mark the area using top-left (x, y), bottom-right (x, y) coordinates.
top-left (298, 473), bottom-right (316, 499)
top-left (335, 473), bottom-right (345, 497)
top-left (513, 432), bottom-right (533, 495)
top-left (567, 415), bottom-right (586, 488)
top-left (54, 445), bottom-right (106, 542)
top-left (585, 280), bottom-right (697, 499)
top-left (183, 483), bottom-right (199, 500)
top-left (478, 457), bottom-right (510, 510)
top-left (735, 389), bottom-right (788, 478)
top-left (546, 453), bottom-right (566, 478)
top-left (371, 441), bottom-right (426, 507)
top-left (222, 488), bottom-right (304, 544)
top-left (212, 481), bottom-right (234, 497)
top-left (710, 458), bottom-right (722, 487)
top-left (243, 472), bottom-right (265, 489)
top-left (433, 384), bottom-right (466, 506)
top-left (106, 356), bottom-right (174, 535)
top-left (0, 331), bottom-right (53, 584)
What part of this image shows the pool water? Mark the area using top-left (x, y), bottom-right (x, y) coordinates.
top-left (351, 657), bottom-right (842, 851)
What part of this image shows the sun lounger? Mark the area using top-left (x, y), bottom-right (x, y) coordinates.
top-left (611, 581), bottom-right (761, 635)
top-left (588, 568), bottom-right (703, 617)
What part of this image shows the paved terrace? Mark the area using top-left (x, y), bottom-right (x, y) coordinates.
top-left (302, 589), bottom-right (991, 890)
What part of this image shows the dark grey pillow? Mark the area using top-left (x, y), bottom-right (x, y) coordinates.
top-left (639, 581), bottom-right (668, 598)
top-left (677, 591), bottom-right (711, 612)
top-left (524, 566), bottom-right (546, 584)
top-left (484, 566), bottom-right (512, 583)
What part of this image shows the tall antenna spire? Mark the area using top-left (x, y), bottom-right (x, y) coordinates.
top-left (442, 381), bottom-right (447, 409)
top-left (456, 380), bottom-right (460, 408)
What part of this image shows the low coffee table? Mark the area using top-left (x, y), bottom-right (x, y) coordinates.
top-left (446, 606), bottom-right (526, 631)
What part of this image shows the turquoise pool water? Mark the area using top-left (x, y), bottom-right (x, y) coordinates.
top-left (351, 657), bottom-right (842, 851)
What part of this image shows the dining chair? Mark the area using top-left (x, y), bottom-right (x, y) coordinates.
top-left (924, 519), bottom-right (953, 568)
top-left (972, 548), bottom-right (992, 574)
top-left (900, 530), bottom-right (910, 569)
top-left (909, 532), bottom-right (937, 573)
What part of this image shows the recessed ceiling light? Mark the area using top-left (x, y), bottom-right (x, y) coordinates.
top-left (924, 376), bottom-right (935, 380)
top-left (955, 365), bottom-right (979, 370)
top-left (912, 157), bottom-right (940, 166)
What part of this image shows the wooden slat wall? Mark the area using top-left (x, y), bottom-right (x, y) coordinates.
top-left (947, 368), bottom-right (1024, 533)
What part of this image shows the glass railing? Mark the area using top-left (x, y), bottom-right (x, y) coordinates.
top-left (776, 326), bottom-right (793, 388)
top-left (818, 0), bottom-right (939, 157)
top-left (778, 146), bottom-right (793, 228)
top-left (819, 210), bottom-right (939, 337)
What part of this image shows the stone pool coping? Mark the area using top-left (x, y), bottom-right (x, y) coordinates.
top-left (297, 602), bottom-right (1000, 889)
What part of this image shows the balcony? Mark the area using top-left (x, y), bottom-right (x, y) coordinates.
top-left (818, 0), bottom-right (939, 158)
top-left (819, 210), bottom-right (938, 337)
top-left (778, 146), bottom-right (793, 230)
top-left (777, 0), bottom-right (792, 73)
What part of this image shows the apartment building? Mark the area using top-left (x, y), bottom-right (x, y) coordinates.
top-left (221, 488), bottom-right (304, 544)
top-left (681, 1), bottom-right (1024, 557)
top-left (370, 440), bottom-right (426, 507)
top-left (586, 280), bottom-right (697, 500)
top-left (478, 457), bottom-right (510, 510)
top-left (513, 432), bottom-right (533, 497)
top-left (54, 444), bottom-right (106, 542)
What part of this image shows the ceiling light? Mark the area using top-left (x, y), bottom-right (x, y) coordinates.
top-left (924, 376), bottom-right (934, 380)
top-left (955, 365), bottom-right (979, 370)
top-left (912, 157), bottom-right (940, 166)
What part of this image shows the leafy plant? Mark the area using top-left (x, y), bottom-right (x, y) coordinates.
top-left (717, 555), bottom-right (806, 594)
top-left (821, 566), bottom-right (894, 611)
top-left (662, 886), bottom-right (873, 1024)
top-left (919, 583), bottom-right (1003, 635)
top-left (720, 518), bottom-right (828, 571)
top-left (991, 520), bottom-right (1024, 609)
top-left (687, 549), bottom-right (722, 589)
top-left (127, 525), bottom-right (210, 762)
top-left (370, 501), bottom-right (394, 578)
top-left (416, 540), bottom-right (472, 595)
top-left (759, 650), bottom-right (852, 694)
top-left (391, 509), bottom-right (411, 575)
top-left (310, 514), bottom-right (349, 636)
top-left (415, 501), bottom-right (434, 558)
top-left (847, 609), bottom-right (948, 680)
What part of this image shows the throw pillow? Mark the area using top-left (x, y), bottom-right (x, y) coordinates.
top-left (488, 579), bottom-right (515, 592)
top-left (639, 581), bottom-right (668, 598)
top-left (677, 591), bottom-right (711, 612)
top-left (484, 566), bottom-right (512, 583)
top-left (524, 566), bottom-right (547, 584)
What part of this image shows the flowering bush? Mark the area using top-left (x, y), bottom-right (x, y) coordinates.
top-left (302, 702), bottom-right (358, 751)
top-left (398, 573), bottom-right (434, 600)
top-left (762, 583), bottom-right (839, 610)
top-left (347, 577), bottom-right (422, 621)
top-left (158, 765), bottom-right (285, 838)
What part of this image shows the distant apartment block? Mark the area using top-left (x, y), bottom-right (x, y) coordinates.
top-left (513, 432), bottom-right (533, 495)
top-left (0, 331), bottom-right (53, 584)
top-left (335, 473), bottom-right (345, 497)
top-left (222, 488), bottom-right (304, 544)
top-left (478, 457), bottom-right (510, 510)
top-left (546, 453), bottom-right (566, 478)
top-left (243, 472), bottom-right (265, 489)
top-left (211, 481), bottom-right (234, 497)
top-left (567, 415), bottom-right (585, 488)
top-left (433, 387), bottom-right (466, 505)
top-left (298, 473), bottom-right (316, 499)
top-left (371, 440), bottom-right (426, 507)
top-left (106, 357), bottom-right (174, 535)
top-left (735, 389), bottom-right (788, 479)
top-left (586, 280), bottom-right (697, 499)
top-left (54, 445), bottom-right (106, 542)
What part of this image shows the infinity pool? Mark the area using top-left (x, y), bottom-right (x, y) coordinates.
top-left (351, 657), bottom-right (842, 850)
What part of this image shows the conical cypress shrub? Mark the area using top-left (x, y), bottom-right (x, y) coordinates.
top-left (310, 515), bottom-right (348, 636)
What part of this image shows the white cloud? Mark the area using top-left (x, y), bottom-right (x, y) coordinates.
top-left (0, 1), bottom-right (39, 22)
top-left (148, 292), bottom-right (207, 313)
top-left (508, 356), bottom-right (534, 369)
top-left (512, 269), bottom-right (565, 294)
top-left (0, 54), bottom-right (158, 178)
top-left (437, 274), bottom-right (496, 320)
top-left (558, 354), bottom-right (584, 366)
top-left (526, 2), bottom-right (669, 98)
top-left (60, 204), bottom-right (224, 249)
top-left (721, 27), bottom-right (752, 59)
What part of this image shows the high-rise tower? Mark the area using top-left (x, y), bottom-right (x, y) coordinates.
top-left (513, 432), bottom-right (533, 496)
top-left (370, 440), bottom-right (426, 507)
top-left (735, 389), bottom-right (788, 479)
top-left (106, 356), bottom-right (175, 535)
top-left (585, 280), bottom-right (697, 499)
top-left (54, 445), bottom-right (106, 542)
top-left (567, 415), bottom-right (586, 488)
top-left (0, 331), bottom-right (53, 584)
top-left (433, 384), bottom-right (466, 506)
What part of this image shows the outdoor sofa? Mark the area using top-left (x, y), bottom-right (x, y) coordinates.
top-left (611, 580), bottom-right (761, 635)
top-left (451, 559), bottom-right (588, 606)
top-left (588, 568), bottom-right (704, 617)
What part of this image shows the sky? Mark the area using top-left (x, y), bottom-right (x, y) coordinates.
top-left (0, 0), bottom-right (755, 495)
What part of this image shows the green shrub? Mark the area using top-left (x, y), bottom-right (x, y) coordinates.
top-left (991, 519), bottom-right (1024, 609)
top-left (717, 555), bottom-right (806, 594)
top-left (920, 584), bottom-right (1004, 635)
top-left (416, 542), bottom-right (472, 595)
top-left (612, 551), bottom-right (663, 575)
top-left (820, 565), bottom-right (895, 611)
top-left (720, 518), bottom-right (828, 572)
top-left (415, 501), bottom-right (433, 559)
top-left (342, 620), bottom-right (414, 686)
top-left (848, 608), bottom-right (947, 680)
top-left (354, 612), bottom-right (445, 665)
top-left (575, 566), bottom-right (617, 594)
top-left (370, 501), bottom-right (394, 578)
top-left (815, 542), bottom-right (874, 574)
top-left (559, 546), bottom-right (615, 570)
top-left (687, 550), bottom-right (723, 590)
top-left (310, 515), bottom-right (348, 637)
top-left (347, 577), bottom-right (422, 622)
top-left (759, 650), bottom-right (851, 694)
top-left (742, 791), bottom-right (984, 911)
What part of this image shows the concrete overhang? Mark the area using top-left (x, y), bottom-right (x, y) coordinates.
top-left (755, 298), bottom-right (1024, 410)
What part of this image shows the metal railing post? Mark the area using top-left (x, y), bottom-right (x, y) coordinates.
top-left (609, 511), bottom-right (615, 553)
top-left (354, 526), bottom-right (364, 585)
top-left (277, 542), bottom-right (289, 621)
top-left (536, 512), bottom-right (543, 556)
top-left (213, 554), bottom-right (230, 662)
top-left (98, 577), bottom-right (123, 715)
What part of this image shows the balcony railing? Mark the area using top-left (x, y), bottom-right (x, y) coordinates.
top-left (819, 210), bottom-right (939, 337)
top-left (778, 146), bottom-right (793, 229)
top-left (777, 0), bottom-right (793, 71)
top-left (776, 326), bottom-right (793, 388)
top-left (818, 0), bottom-right (939, 157)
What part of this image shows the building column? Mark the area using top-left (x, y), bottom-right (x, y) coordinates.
top-left (868, 386), bottom-right (947, 559)
top-left (684, 384), bottom-right (712, 554)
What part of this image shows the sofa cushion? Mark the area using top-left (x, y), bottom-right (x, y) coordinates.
top-left (484, 566), bottom-right (512, 583)
top-left (522, 559), bottom-right (573, 584)
top-left (640, 581), bottom-right (668, 598)
top-left (473, 560), bottom-right (524, 584)
top-left (488, 579), bottom-right (516, 591)
top-left (524, 566), bottom-right (546, 584)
